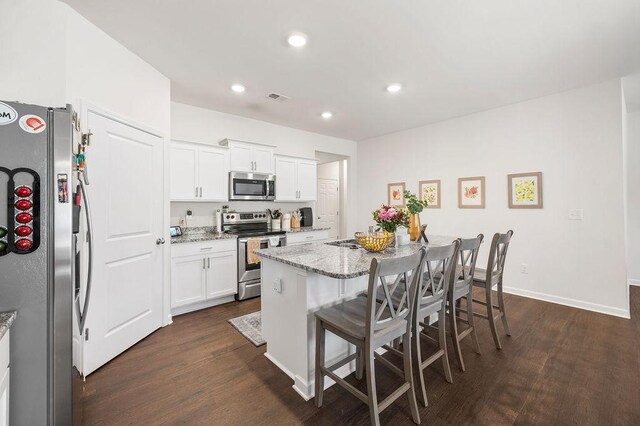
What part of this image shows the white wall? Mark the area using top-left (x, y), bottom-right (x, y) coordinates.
top-left (358, 79), bottom-right (628, 318)
top-left (170, 102), bottom-right (358, 231)
top-left (627, 111), bottom-right (640, 285)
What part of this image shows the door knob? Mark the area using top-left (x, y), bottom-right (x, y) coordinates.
top-left (156, 238), bottom-right (165, 245)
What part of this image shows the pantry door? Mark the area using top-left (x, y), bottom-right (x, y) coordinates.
top-left (82, 110), bottom-right (165, 375)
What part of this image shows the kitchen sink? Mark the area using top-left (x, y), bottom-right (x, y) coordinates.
top-left (324, 239), bottom-right (360, 249)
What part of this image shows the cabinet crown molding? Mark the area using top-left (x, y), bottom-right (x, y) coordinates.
top-left (219, 138), bottom-right (276, 148)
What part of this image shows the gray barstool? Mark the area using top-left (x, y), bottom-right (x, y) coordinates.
top-left (412, 240), bottom-right (460, 407)
top-left (314, 248), bottom-right (426, 426)
top-left (448, 235), bottom-right (483, 371)
top-left (471, 231), bottom-right (514, 349)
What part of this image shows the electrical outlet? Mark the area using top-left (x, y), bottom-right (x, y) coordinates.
top-left (520, 263), bottom-right (529, 274)
top-left (273, 278), bottom-right (282, 293)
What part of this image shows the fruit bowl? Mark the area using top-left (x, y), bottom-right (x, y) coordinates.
top-left (354, 231), bottom-right (393, 252)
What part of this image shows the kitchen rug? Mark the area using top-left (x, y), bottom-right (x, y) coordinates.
top-left (228, 311), bottom-right (265, 347)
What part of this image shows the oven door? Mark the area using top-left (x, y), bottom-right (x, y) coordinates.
top-left (229, 172), bottom-right (275, 200)
top-left (238, 235), bottom-right (285, 283)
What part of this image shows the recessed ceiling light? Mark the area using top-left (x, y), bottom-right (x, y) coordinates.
top-left (321, 111), bottom-right (333, 119)
top-left (386, 83), bottom-right (402, 93)
top-left (287, 32), bottom-right (308, 48)
top-left (231, 84), bottom-right (245, 93)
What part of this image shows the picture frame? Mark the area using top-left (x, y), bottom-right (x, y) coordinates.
top-left (418, 179), bottom-right (441, 209)
top-left (169, 225), bottom-right (183, 237)
top-left (387, 182), bottom-right (406, 207)
top-left (458, 176), bottom-right (485, 209)
top-left (508, 172), bottom-right (543, 208)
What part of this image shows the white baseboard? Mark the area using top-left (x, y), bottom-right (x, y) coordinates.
top-left (628, 279), bottom-right (640, 287)
top-left (502, 286), bottom-right (630, 319)
top-left (171, 295), bottom-right (235, 316)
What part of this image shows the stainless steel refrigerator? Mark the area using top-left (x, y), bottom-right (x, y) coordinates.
top-left (0, 100), bottom-right (91, 425)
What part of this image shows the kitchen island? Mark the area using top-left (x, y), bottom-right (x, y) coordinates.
top-left (255, 235), bottom-right (456, 400)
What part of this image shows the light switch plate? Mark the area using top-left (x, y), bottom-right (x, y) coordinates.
top-left (568, 209), bottom-right (583, 220)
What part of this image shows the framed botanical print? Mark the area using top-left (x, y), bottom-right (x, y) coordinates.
top-left (419, 180), bottom-right (441, 209)
top-left (387, 182), bottom-right (406, 207)
top-left (508, 172), bottom-right (543, 208)
top-left (458, 176), bottom-right (485, 209)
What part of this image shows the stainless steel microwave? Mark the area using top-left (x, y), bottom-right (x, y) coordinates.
top-left (229, 172), bottom-right (276, 201)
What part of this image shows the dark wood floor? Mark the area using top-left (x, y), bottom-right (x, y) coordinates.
top-left (79, 288), bottom-right (640, 425)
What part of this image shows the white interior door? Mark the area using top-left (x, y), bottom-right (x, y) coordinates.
top-left (83, 111), bottom-right (164, 375)
top-left (317, 178), bottom-right (340, 239)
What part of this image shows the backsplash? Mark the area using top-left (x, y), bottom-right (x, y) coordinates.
top-left (171, 201), bottom-right (315, 227)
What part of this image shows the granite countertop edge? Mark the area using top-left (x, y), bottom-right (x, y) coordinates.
top-left (0, 311), bottom-right (17, 341)
top-left (257, 252), bottom-right (368, 279)
top-left (170, 226), bottom-right (238, 244)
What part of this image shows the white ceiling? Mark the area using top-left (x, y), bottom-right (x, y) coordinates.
top-left (62, 0), bottom-right (640, 141)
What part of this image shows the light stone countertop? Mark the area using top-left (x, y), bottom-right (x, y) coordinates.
top-left (170, 226), bottom-right (237, 244)
top-left (255, 235), bottom-right (458, 279)
top-left (0, 311), bottom-right (17, 341)
top-left (286, 227), bottom-right (331, 233)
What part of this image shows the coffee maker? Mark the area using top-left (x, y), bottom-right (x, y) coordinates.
top-left (299, 207), bottom-right (313, 227)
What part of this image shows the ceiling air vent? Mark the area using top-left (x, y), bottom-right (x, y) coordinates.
top-left (267, 92), bottom-right (290, 102)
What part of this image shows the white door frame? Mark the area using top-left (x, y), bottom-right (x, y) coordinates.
top-left (79, 101), bottom-right (172, 328)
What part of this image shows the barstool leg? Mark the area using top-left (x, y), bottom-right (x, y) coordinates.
top-left (449, 296), bottom-right (465, 372)
top-left (364, 344), bottom-right (381, 426)
top-left (315, 319), bottom-right (325, 407)
top-left (466, 291), bottom-right (481, 354)
top-left (402, 329), bottom-right (420, 424)
top-left (485, 285), bottom-right (502, 349)
top-left (355, 347), bottom-right (363, 380)
top-left (439, 308), bottom-right (453, 383)
top-left (497, 281), bottom-right (511, 336)
top-left (413, 319), bottom-right (428, 407)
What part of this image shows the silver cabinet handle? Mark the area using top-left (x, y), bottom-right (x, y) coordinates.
top-left (202, 258), bottom-right (205, 269)
top-left (195, 187), bottom-right (198, 197)
top-left (199, 187), bottom-right (202, 197)
top-left (208, 258), bottom-right (211, 269)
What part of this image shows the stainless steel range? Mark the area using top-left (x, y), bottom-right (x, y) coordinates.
top-left (221, 211), bottom-right (286, 300)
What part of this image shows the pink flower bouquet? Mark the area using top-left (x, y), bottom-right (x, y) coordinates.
top-left (372, 205), bottom-right (410, 233)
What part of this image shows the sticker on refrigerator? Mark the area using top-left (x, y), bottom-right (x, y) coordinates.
top-left (19, 114), bottom-right (46, 134)
top-left (0, 102), bottom-right (18, 125)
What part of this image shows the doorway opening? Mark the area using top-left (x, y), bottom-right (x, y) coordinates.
top-left (315, 152), bottom-right (348, 240)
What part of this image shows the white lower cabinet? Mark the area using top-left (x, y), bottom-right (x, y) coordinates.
top-left (0, 330), bottom-right (9, 426)
top-left (171, 240), bottom-right (238, 315)
top-left (286, 230), bottom-right (330, 246)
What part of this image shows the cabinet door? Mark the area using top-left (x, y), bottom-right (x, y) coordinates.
top-left (297, 159), bottom-right (318, 201)
top-left (252, 146), bottom-right (274, 174)
top-left (275, 156), bottom-right (297, 201)
top-left (0, 367), bottom-right (8, 426)
top-left (198, 146), bottom-right (229, 201)
top-left (229, 145), bottom-right (253, 172)
top-left (170, 142), bottom-right (199, 200)
top-left (171, 255), bottom-right (206, 308)
top-left (205, 251), bottom-right (237, 299)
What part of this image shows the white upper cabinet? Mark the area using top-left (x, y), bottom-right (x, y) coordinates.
top-left (170, 140), bottom-right (229, 202)
top-left (275, 156), bottom-right (298, 201)
top-left (220, 139), bottom-right (274, 174)
top-left (170, 143), bottom-right (198, 200)
top-left (274, 155), bottom-right (317, 202)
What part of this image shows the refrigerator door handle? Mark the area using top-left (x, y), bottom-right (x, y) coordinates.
top-left (75, 170), bottom-right (94, 333)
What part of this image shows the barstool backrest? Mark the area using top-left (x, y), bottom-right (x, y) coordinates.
top-left (366, 248), bottom-right (426, 333)
top-left (418, 240), bottom-right (460, 308)
top-left (485, 230), bottom-right (514, 286)
top-left (457, 234), bottom-right (484, 287)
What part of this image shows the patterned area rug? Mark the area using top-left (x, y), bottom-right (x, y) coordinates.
top-left (228, 311), bottom-right (265, 346)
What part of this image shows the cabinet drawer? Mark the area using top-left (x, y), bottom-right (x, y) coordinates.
top-left (0, 330), bottom-right (9, 370)
top-left (287, 230), bottom-right (329, 245)
top-left (171, 239), bottom-right (237, 258)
